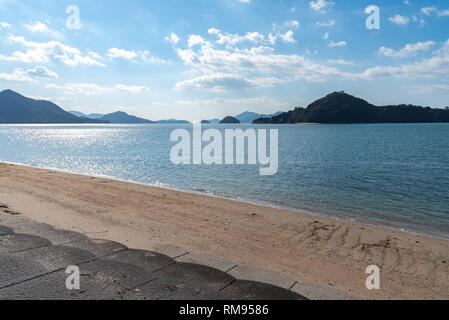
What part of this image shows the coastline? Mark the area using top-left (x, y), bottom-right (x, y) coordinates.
top-left (0, 161), bottom-right (448, 299)
top-left (1, 159), bottom-right (447, 241)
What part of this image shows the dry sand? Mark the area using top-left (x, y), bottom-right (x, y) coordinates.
top-left (0, 162), bottom-right (447, 300)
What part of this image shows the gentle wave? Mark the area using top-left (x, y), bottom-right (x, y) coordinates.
top-left (0, 123), bottom-right (448, 239)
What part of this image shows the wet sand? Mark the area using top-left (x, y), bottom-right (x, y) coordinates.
top-left (0, 162), bottom-right (447, 299)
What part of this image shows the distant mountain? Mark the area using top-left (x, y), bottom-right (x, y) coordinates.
top-left (201, 120), bottom-right (210, 124)
top-left (69, 110), bottom-right (190, 124)
top-left (156, 119), bottom-right (191, 124)
top-left (235, 111), bottom-right (282, 123)
top-left (68, 111), bottom-right (107, 119)
top-left (220, 116), bottom-right (240, 124)
top-left (203, 112), bottom-right (282, 124)
top-left (86, 113), bottom-right (105, 119)
top-left (0, 90), bottom-right (106, 124)
top-left (254, 92), bottom-right (449, 124)
top-left (99, 112), bottom-right (154, 124)
top-left (68, 110), bottom-right (87, 118)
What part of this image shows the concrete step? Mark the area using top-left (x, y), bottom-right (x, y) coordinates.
top-left (0, 226), bottom-right (14, 236)
top-left (0, 245), bottom-right (96, 289)
top-left (0, 219), bottom-right (357, 300)
top-left (61, 239), bottom-right (127, 258)
top-left (0, 259), bottom-right (157, 300)
top-left (222, 280), bottom-right (306, 300)
top-left (0, 233), bottom-right (52, 254)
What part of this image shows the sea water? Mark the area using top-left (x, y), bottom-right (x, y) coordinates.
top-left (0, 123), bottom-right (448, 238)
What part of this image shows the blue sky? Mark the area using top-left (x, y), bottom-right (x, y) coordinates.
top-left (0, 0), bottom-right (449, 121)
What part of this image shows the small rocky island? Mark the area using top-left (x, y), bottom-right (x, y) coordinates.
top-left (220, 116), bottom-right (240, 124)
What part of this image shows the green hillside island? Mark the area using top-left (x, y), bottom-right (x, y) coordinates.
top-left (253, 92), bottom-right (449, 124)
top-left (220, 116), bottom-right (240, 124)
top-left (0, 89), bottom-right (106, 124)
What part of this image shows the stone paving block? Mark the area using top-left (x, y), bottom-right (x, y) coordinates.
top-left (291, 283), bottom-right (360, 300)
top-left (61, 239), bottom-right (127, 258)
top-left (176, 253), bottom-right (237, 273)
top-left (11, 220), bottom-right (55, 234)
top-left (123, 277), bottom-right (226, 300)
top-left (0, 218), bottom-right (320, 301)
top-left (222, 280), bottom-right (306, 300)
top-left (227, 265), bottom-right (296, 290)
top-left (0, 217), bottom-right (89, 245)
top-left (156, 262), bottom-right (236, 292)
top-left (124, 262), bottom-right (235, 300)
top-left (0, 252), bottom-right (48, 289)
top-left (154, 244), bottom-right (189, 259)
top-left (0, 271), bottom-right (77, 300)
top-left (105, 249), bottom-right (175, 273)
top-left (22, 228), bottom-right (88, 246)
top-left (0, 259), bottom-right (157, 300)
top-left (0, 245), bottom-right (96, 289)
top-left (0, 226), bottom-right (14, 236)
top-left (0, 233), bottom-right (51, 253)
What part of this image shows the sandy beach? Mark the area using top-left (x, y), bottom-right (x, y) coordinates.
top-left (0, 162), bottom-right (447, 300)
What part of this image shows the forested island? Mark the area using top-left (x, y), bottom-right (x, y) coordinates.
top-left (254, 92), bottom-right (449, 124)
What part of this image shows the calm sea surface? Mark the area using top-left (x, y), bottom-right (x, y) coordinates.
top-left (1, 123), bottom-right (448, 238)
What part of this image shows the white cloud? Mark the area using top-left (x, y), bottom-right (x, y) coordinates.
top-left (188, 35), bottom-right (205, 47)
top-left (165, 32), bottom-right (180, 45)
top-left (411, 84), bottom-right (449, 93)
top-left (47, 83), bottom-right (151, 95)
top-left (26, 21), bottom-right (48, 33)
top-left (174, 96), bottom-right (283, 107)
top-left (115, 84), bottom-right (149, 93)
top-left (0, 22), bottom-right (11, 29)
top-left (140, 50), bottom-right (168, 64)
top-left (0, 35), bottom-right (105, 67)
top-left (329, 41), bottom-right (347, 47)
top-left (316, 20), bottom-right (335, 27)
top-left (176, 42), bottom-right (346, 84)
top-left (175, 27), bottom-right (449, 91)
top-left (378, 41), bottom-right (435, 58)
top-left (389, 15), bottom-right (410, 25)
top-left (64, 55), bottom-right (105, 67)
top-left (310, 0), bottom-right (334, 12)
top-left (279, 30), bottom-right (296, 43)
top-left (327, 59), bottom-right (355, 66)
top-left (46, 83), bottom-right (112, 95)
top-left (107, 48), bottom-right (137, 60)
top-left (26, 66), bottom-right (58, 78)
top-left (208, 28), bottom-right (266, 48)
top-left (285, 20), bottom-right (300, 28)
top-left (25, 21), bottom-right (62, 38)
top-left (88, 51), bottom-right (101, 59)
top-left (358, 39), bottom-right (449, 80)
top-left (421, 7), bottom-right (449, 17)
top-left (0, 69), bottom-right (38, 83)
top-left (107, 49), bottom-right (166, 64)
top-left (237, 0), bottom-right (251, 3)
top-left (174, 73), bottom-right (287, 92)
top-left (208, 25), bottom-right (298, 48)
